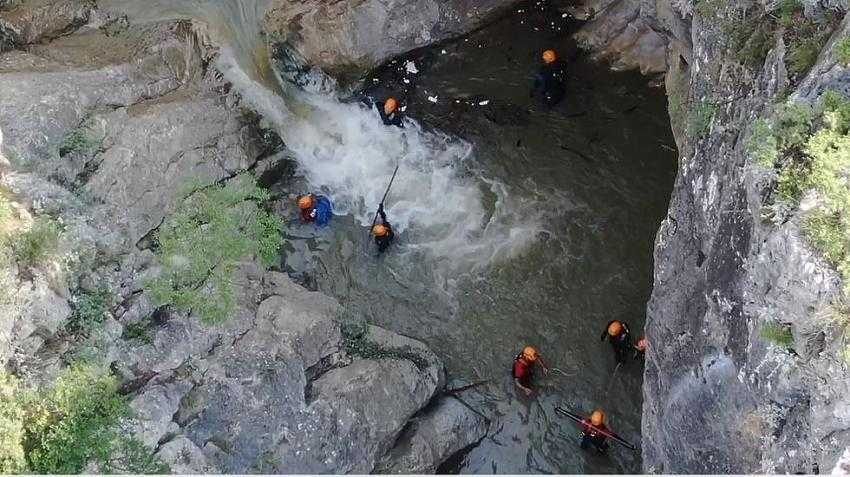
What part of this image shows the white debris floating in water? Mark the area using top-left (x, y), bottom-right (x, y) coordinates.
top-left (441, 49), bottom-right (447, 55)
top-left (478, 100), bottom-right (490, 106)
top-left (427, 95), bottom-right (439, 103)
top-left (405, 60), bottom-right (419, 74)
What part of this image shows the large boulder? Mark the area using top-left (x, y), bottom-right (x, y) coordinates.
top-left (264, 0), bottom-right (517, 82)
top-left (376, 396), bottom-right (488, 473)
top-left (0, 0), bottom-right (95, 51)
top-left (120, 270), bottom-right (446, 474)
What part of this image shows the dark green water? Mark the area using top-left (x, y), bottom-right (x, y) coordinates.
top-left (278, 1), bottom-right (677, 473)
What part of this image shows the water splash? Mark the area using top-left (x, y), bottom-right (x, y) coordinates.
top-left (105, 0), bottom-right (539, 281)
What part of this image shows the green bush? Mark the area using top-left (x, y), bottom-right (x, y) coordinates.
top-left (787, 35), bottom-right (824, 78)
top-left (7, 366), bottom-right (167, 474)
top-left (67, 288), bottom-right (112, 336)
top-left (748, 119), bottom-right (778, 167)
top-left (765, 92), bottom-right (850, 295)
top-left (123, 320), bottom-right (153, 344)
top-left (59, 124), bottom-right (102, 157)
top-left (732, 19), bottom-right (775, 68)
top-left (781, 2), bottom-right (835, 79)
top-left (761, 322), bottom-right (794, 348)
top-left (777, 0), bottom-right (803, 27)
top-left (688, 101), bottom-right (717, 138)
top-left (0, 373), bottom-right (25, 474)
top-left (13, 217), bottom-right (61, 268)
top-left (146, 175), bottom-right (283, 324)
top-left (836, 37), bottom-right (850, 66)
top-left (694, 0), bottom-right (724, 18)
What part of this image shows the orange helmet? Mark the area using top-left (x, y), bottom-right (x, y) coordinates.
top-left (522, 346), bottom-right (538, 362)
top-left (636, 337), bottom-right (648, 351)
top-left (607, 321), bottom-right (623, 337)
top-left (298, 195), bottom-right (314, 210)
top-left (372, 224), bottom-right (389, 237)
top-left (384, 97), bottom-right (399, 115)
top-left (590, 409), bottom-right (605, 426)
top-left (542, 49), bottom-right (557, 64)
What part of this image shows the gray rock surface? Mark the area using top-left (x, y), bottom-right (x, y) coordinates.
top-left (0, 3), bottom-right (465, 473)
top-left (0, 0), bottom-right (94, 51)
top-left (264, 0), bottom-right (518, 82)
top-left (155, 436), bottom-right (218, 474)
top-left (581, 0), bottom-right (850, 473)
top-left (376, 396), bottom-right (488, 474)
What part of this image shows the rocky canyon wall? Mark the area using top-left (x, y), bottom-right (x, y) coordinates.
top-left (578, 0), bottom-right (850, 472)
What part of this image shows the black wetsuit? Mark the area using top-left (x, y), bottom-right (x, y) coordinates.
top-left (375, 205), bottom-right (395, 253)
top-left (580, 421), bottom-right (611, 453)
top-left (531, 60), bottom-right (567, 106)
top-left (377, 101), bottom-right (404, 128)
top-left (601, 320), bottom-right (632, 364)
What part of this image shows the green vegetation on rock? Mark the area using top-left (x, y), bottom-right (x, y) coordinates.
top-left (760, 322), bottom-right (794, 348)
top-left (123, 320), bottom-right (154, 344)
top-left (12, 216), bottom-right (61, 269)
top-left (688, 100), bottom-right (717, 138)
top-left (756, 92), bottom-right (850, 297)
top-left (67, 287), bottom-right (112, 336)
top-left (0, 366), bottom-right (166, 474)
top-left (835, 37), bottom-right (850, 66)
top-left (341, 321), bottom-right (429, 370)
top-left (59, 122), bottom-right (102, 157)
top-left (146, 175), bottom-right (283, 324)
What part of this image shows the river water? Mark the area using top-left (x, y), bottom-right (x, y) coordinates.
top-left (103, 0), bottom-right (676, 473)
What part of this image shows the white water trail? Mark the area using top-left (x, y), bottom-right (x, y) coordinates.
top-left (106, 0), bottom-right (540, 284)
top-left (219, 51), bottom-right (540, 281)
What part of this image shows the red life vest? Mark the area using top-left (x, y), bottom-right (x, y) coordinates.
top-left (513, 354), bottom-right (533, 386)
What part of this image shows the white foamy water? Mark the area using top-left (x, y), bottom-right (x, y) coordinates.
top-left (105, 0), bottom-right (539, 279)
top-left (218, 51), bottom-right (539, 277)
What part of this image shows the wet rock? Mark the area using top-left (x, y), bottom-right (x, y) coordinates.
top-left (264, 0), bottom-right (516, 82)
top-left (376, 396), bottom-right (487, 473)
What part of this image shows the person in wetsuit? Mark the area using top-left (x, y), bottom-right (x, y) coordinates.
top-left (580, 409), bottom-right (611, 453)
top-left (297, 194), bottom-right (333, 226)
top-left (512, 346), bottom-right (549, 396)
top-left (531, 49), bottom-right (567, 106)
top-left (633, 336), bottom-right (648, 360)
top-left (601, 320), bottom-right (632, 364)
top-left (372, 202), bottom-right (395, 253)
top-left (376, 96), bottom-right (403, 127)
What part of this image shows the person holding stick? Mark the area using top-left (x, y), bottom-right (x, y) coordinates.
top-left (372, 202), bottom-right (395, 253)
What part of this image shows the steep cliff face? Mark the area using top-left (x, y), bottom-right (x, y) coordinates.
top-left (580, 0), bottom-right (850, 472)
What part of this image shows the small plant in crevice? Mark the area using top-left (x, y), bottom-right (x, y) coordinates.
top-left (340, 321), bottom-right (429, 370)
top-left (122, 320), bottom-right (154, 345)
top-left (835, 37), bottom-right (850, 66)
top-left (11, 216), bottom-right (62, 269)
top-left (761, 321), bottom-right (794, 348)
top-left (145, 174), bottom-right (283, 324)
top-left (59, 122), bottom-right (103, 157)
top-left (67, 287), bottom-right (113, 336)
top-left (747, 119), bottom-right (778, 168)
top-left (688, 100), bottom-right (717, 138)
top-left (779, 0), bottom-right (838, 80)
